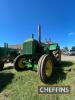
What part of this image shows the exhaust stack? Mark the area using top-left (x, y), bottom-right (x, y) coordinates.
top-left (4, 43), bottom-right (8, 48)
top-left (38, 24), bottom-right (41, 44)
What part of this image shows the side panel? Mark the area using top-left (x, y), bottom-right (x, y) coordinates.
top-left (48, 44), bottom-right (59, 51)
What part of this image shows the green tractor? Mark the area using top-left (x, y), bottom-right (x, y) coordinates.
top-left (14, 25), bottom-right (61, 83)
top-left (0, 43), bottom-right (19, 71)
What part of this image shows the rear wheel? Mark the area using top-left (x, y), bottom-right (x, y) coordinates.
top-left (38, 54), bottom-right (47, 74)
top-left (14, 55), bottom-right (27, 71)
top-left (38, 54), bottom-right (54, 83)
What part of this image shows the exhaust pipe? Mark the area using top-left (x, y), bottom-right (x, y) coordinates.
top-left (38, 24), bottom-right (41, 46)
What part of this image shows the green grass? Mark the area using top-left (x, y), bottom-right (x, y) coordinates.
top-left (0, 61), bottom-right (75, 100)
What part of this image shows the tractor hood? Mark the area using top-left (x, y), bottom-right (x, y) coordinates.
top-left (24, 38), bottom-right (35, 43)
top-left (22, 38), bottom-right (38, 55)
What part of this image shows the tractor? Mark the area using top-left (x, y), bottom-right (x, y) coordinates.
top-left (0, 43), bottom-right (19, 71)
top-left (14, 25), bottom-right (61, 83)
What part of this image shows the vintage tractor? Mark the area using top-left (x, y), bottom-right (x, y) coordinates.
top-left (0, 43), bottom-right (19, 71)
top-left (14, 25), bottom-right (61, 83)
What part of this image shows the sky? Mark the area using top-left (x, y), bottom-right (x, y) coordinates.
top-left (0, 0), bottom-right (75, 48)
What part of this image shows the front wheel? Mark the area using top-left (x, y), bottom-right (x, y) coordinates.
top-left (14, 55), bottom-right (27, 71)
top-left (38, 54), bottom-right (54, 83)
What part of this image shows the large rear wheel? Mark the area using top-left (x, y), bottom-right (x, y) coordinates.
top-left (14, 55), bottom-right (27, 71)
top-left (38, 54), bottom-right (54, 83)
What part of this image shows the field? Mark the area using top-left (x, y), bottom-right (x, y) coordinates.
top-left (0, 55), bottom-right (75, 100)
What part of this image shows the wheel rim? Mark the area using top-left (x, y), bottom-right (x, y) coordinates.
top-left (45, 60), bottom-right (52, 77)
top-left (18, 58), bottom-right (26, 68)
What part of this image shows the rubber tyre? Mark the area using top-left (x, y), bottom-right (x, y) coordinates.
top-left (38, 54), bottom-right (47, 74)
top-left (38, 54), bottom-right (54, 83)
top-left (14, 55), bottom-right (27, 71)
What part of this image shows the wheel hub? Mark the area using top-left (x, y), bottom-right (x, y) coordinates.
top-left (45, 60), bottom-right (52, 77)
top-left (18, 58), bottom-right (26, 68)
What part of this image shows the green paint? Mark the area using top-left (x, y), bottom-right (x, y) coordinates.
top-left (24, 38), bottom-right (34, 43)
top-left (48, 44), bottom-right (58, 50)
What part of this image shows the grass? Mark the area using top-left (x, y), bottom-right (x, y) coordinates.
top-left (0, 61), bottom-right (75, 100)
